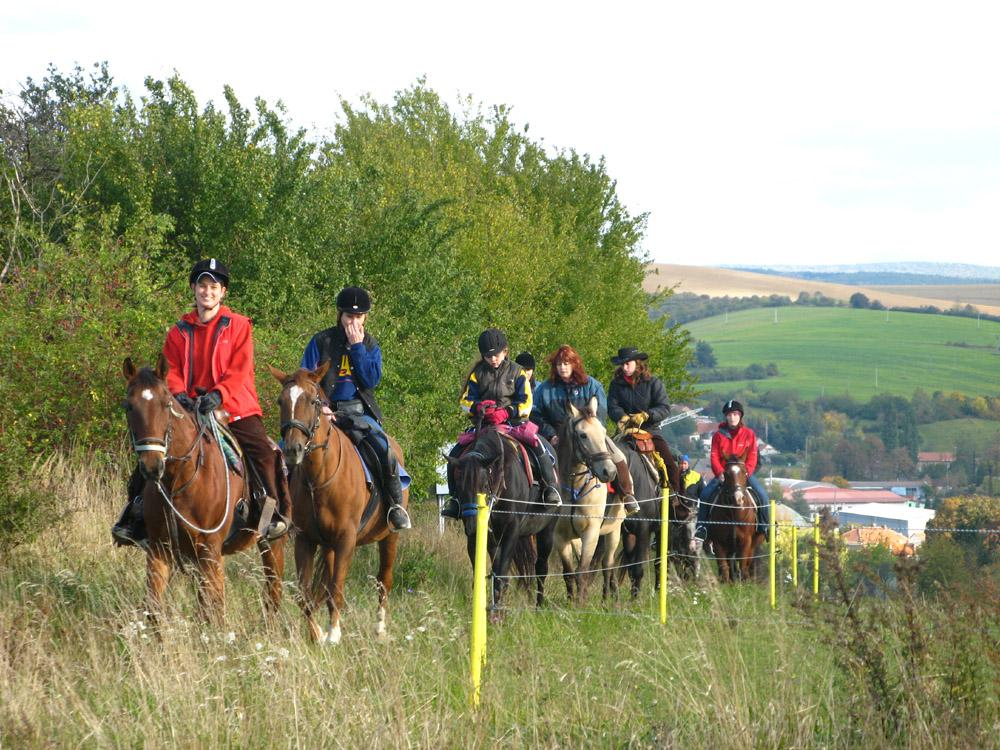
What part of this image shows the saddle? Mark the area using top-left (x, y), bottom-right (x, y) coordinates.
top-left (618, 431), bottom-right (669, 489)
top-left (328, 409), bottom-right (390, 531)
top-left (455, 432), bottom-right (537, 486)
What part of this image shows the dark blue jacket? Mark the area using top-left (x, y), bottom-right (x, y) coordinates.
top-left (530, 377), bottom-right (608, 440)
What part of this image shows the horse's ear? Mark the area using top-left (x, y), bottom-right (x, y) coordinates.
top-left (267, 364), bottom-right (287, 383)
top-left (155, 353), bottom-right (169, 380)
top-left (123, 357), bottom-right (137, 381)
top-left (311, 360), bottom-right (332, 382)
top-left (588, 396), bottom-right (598, 417)
top-left (568, 401), bottom-right (580, 418)
top-left (740, 446), bottom-right (751, 463)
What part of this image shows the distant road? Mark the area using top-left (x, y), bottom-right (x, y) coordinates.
top-left (645, 264), bottom-right (1000, 316)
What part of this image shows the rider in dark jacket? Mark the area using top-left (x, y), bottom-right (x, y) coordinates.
top-left (607, 346), bottom-right (675, 485)
top-left (301, 286), bottom-right (411, 532)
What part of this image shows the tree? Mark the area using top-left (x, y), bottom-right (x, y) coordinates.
top-left (849, 292), bottom-right (870, 309)
top-left (694, 340), bottom-right (716, 368)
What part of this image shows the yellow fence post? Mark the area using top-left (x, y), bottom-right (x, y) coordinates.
top-left (812, 514), bottom-right (820, 600)
top-left (769, 499), bottom-right (776, 609)
top-left (791, 524), bottom-right (798, 588)
top-left (659, 487), bottom-right (669, 624)
top-left (470, 491), bottom-right (490, 708)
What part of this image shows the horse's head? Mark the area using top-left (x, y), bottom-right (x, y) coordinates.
top-left (446, 429), bottom-right (503, 502)
top-left (122, 355), bottom-right (186, 480)
top-left (564, 397), bottom-right (616, 482)
top-left (269, 361), bottom-right (331, 467)
top-left (722, 449), bottom-right (750, 507)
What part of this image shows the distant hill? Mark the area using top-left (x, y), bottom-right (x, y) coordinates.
top-left (729, 270), bottom-right (1000, 286)
top-left (730, 262), bottom-right (1000, 281)
top-left (684, 306), bottom-right (1000, 400)
top-left (645, 264), bottom-right (1000, 317)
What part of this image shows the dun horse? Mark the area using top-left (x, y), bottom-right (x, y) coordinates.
top-left (448, 426), bottom-right (556, 619)
top-left (270, 363), bottom-right (407, 644)
top-left (553, 399), bottom-right (624, 602)
top-left (122, 356), bottom-right (285, 621)
top-left (706, 449), bottom-right (763, 582)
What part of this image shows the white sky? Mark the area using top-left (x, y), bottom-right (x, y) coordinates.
top-left (3, 1), bottom-right (1000, 267)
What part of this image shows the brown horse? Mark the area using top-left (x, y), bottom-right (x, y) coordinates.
top-left (269, 363), bottom-right (407, 644)
top-left (122, 356), bottom-right (285, 621)
top-left (706, 449), bottom-right (763, 582)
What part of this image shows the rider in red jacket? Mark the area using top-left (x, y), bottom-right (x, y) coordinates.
top-left (693, 399), bottom-right (771, 544)
top-left (112, 258), bottom-right (289, 547)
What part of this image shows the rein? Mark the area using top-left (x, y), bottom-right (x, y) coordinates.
top-left (280, 394), bottom-right (330, 456)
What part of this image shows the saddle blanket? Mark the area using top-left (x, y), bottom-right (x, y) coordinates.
top-left (351, 443), bottom-right (411, 490)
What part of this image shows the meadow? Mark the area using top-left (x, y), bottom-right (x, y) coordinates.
top-left (2, 456), bottom-right (997, 748)
top-left (685, 307), bottom-right (1000, 400)
top-left (918, 418), bottom-right (1000, 453)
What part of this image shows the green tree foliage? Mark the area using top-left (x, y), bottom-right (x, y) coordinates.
top-left (0, 65), bottom-right (694, 550)
top-left (929, 495), bottom-right (1000, 567)
top-left (694, 340), bottom-right (716, 368)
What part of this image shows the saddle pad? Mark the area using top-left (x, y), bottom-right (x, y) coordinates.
top-left (350, 443), bottom-right (411, 490)
top-left (500, 434), bottom-right (535, 485)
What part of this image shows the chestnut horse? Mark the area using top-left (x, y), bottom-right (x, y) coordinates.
top-left (706, 449), bottom-right (763, 582)
top-left (269, 363), bottom-right (407, 644)
top-left (122, 356), bottom-right (285, 621)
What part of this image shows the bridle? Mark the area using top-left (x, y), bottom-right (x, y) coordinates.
top-left (280, 384), bottom-right (330, 456)
top-left (567, 413), bottom-right (612, 476)
top-left (124, 391), bottom-right (194, 474)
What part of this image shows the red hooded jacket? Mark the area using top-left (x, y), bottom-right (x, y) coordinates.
top-left (710, 422), bottom-right (759, 477)
top-left (162, 305), bottom-right (262, 422)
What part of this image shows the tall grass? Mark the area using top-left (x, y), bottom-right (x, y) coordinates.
top-left (1, 455), bottom-right (997, 747)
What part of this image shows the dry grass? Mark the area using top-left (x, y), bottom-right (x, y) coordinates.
top-left (2, 454), bottom-right (995, 747)
top-left (644, 264), bottom-right (1000, 317)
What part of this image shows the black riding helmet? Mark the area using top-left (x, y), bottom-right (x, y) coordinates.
top-left (337, 286), bottom-right (371, 313)
top-left (189, 258), bottom-right (230, 287)
top-left (723, 399), bottom-right (744, 416)
top-left (478, 328), bottom-right (508, 357)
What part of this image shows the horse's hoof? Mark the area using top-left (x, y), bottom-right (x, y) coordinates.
top-left (321, 623), bottom-right (342, 645)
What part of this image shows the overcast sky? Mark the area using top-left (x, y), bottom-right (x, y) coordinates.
top-left (3, 1), bottom-right (999, 268)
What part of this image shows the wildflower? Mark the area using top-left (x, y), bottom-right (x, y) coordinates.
top-left (225, 632), bottom-right (236, 644)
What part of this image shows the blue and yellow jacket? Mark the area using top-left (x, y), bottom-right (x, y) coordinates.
top-left (459, 359), bottom-right (531, 422)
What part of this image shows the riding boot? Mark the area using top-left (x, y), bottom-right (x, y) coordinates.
top-left (528, 441), bottom-right (562, 507)
top-left (611, 459), bottom-right (639, 514)
top-left (442, 444), bottom-right (463, 519)
top-left (369, 435), bottom-right (411, 532)
top-left (112, 467), bottom-right (148, 548)
top-left (756, 500), bottom-right (771, 538)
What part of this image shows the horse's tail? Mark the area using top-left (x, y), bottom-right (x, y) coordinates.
top-left (512, 536), bottom-right (537, 588)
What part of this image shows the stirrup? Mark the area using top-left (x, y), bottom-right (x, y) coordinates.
top-left (387, 504), bottom-right (412, 532)
top-left (111, 524), bottom-right (148, 550)
top-left (263, 519), bottom-right (288, 541)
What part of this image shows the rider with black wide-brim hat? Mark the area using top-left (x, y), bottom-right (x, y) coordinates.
top-left (607, 345), bottom-right (675, 486)
top-left (300, 286), bottom-right (411, 532)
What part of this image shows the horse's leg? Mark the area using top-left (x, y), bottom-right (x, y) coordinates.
top-left (535, 526), bottom-right (554, 607)
top-left (294, 534), bottom-right (323, 643)
top-left (715, 544), bottom-right (731, 583)
top-left (631, 527), bottom-right (647, 599)
top-left (375, 534), bottom-right (398, 639)
top-left (556, 534), bottom-right (577, 601)
top-left (324, 533), bottom-right (356, 645)
top-left (145, 546), bottom-right (172, 627)
top-left (603, 526), bottom-right (622, 601)
top-left (621, 530), bottom-right (638, 597)
top-left (195, 541), bottom-right (226, 625)
top-left (490, 529), bottom-right (520, 622)
top-left (575, 522), bottom-right (602, 603)
top-left (258, 537), bottom-right (285, 616)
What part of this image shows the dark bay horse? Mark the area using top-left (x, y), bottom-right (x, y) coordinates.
top-left (122, 356), bottom-right (285, 621)
top-left (616, 437), bottom-right (680, 596)
top-left (706, 449), bottom-right (763, 582)
top-left (448, 427), bottom-right (556, 620)
top-left (270, 363), bottom-right (407, 644)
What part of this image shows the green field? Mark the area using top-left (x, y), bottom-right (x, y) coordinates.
top-left (685, 307), bottom-right (1000, 399)
top-left (919, 418), bottom-right (1000, 453)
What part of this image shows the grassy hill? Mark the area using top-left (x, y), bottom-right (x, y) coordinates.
top-left (646, 264), bottom-right (1000, 316)
top-left (919, 418), bottom-right (1000, 453)
top-left (684, 307), bottom-right (1000, 400)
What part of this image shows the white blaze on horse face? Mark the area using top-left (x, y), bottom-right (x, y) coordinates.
top-left (289, 385), bottom-right (304, 414)
top-left (141, 389), bottom-right (154, 401)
